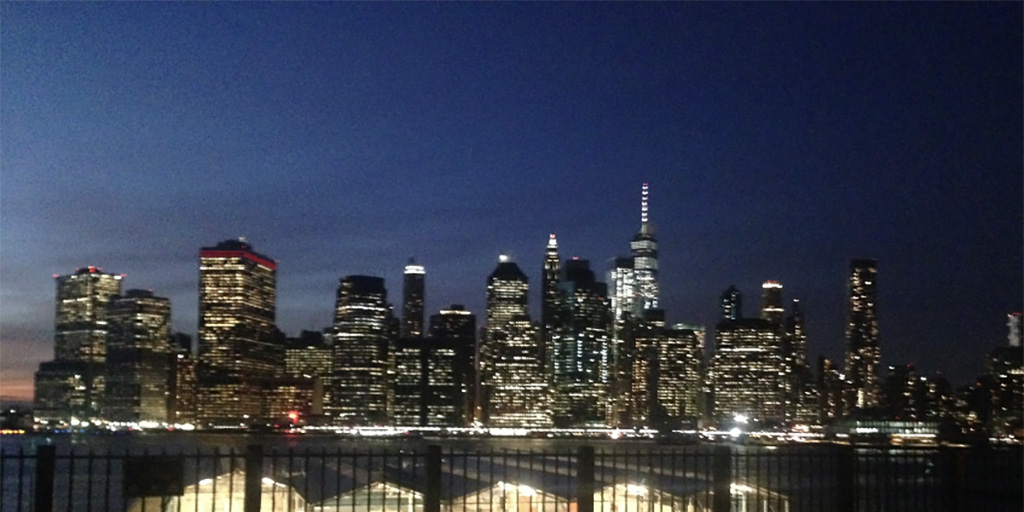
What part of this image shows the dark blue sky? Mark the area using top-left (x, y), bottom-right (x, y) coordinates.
top-left (2, 3), bottom-right (1021, 400)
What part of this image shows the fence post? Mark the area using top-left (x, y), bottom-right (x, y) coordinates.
top-left (712, 445), bottom-right (731, 512)
top-left (943, 447), bottom-right (965, 512)
top-left (576, 446), bottom-right (595, 512)
top-left (425, 445), bottom-right (442, 512)
top-left (835, 445), bottom-right (856, 512)
top-left (34, 445), bottom-right (55, 512)
top-left (244, 444), bottom-right (263, 512)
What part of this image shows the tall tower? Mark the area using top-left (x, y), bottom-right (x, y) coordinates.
top-left (196, 238), bottom-right (278, 424)
top-left (34, 266), bottom-right (123, 422)
top-left (54, 267), bottom-right (124, 363)
top-left (720, 285), bottom-right (743, 320)
top-left (482, 256), bottom-right (550, 427)
top-left (331, 275), bottom-right (393, 425)
top-left (631, 183), bottom-right (659, 311)
top-left (540, 234), bottom-right (562, 379)
top-left (401, 258), bottom-right (425, 338)
top-left (552, 258), bottom-right (612, 426)
top-left (198, 238), bottom-right (278, 378)
top-left (104, 289), bottom-right (172, 423)
top-left (760, 281), bottom-right (784, 324)
top-left (844, 259), bottom-right (880, 409)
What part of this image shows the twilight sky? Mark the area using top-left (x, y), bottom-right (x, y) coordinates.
top-left (1, 3), bottom-right (1021, 401)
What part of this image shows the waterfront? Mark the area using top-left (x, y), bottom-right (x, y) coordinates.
top-left (2, 434), bottom-right (1021, 512)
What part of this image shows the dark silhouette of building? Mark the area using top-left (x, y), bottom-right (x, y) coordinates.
top-left (551, 258), bottom-right (612, 427)
top-left (103, 289), bottom-right (172, 423)
top-left (720, 285), bottom-right (742, 321)
top-left (429, 305), bottom-right (477, 425)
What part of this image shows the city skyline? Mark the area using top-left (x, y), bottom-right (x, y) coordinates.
top-left (2, 3), bottom-right (1022, 401)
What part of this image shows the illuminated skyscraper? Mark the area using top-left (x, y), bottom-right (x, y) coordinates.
top-left (710, 318), bottom-right (786, 425)
top-left (656, 325), bottom-right (705, 426)
top-left (428, 305), bottom-right (477, 426)
top-left (782, 299), bottom-right (811, 422)
top-left (53, 267), bottom-right (124, 363)
top-left (844, 259), bottom-right (880, 409)
top-left (760, 281), bottom-right (784, 324)
top-left (631, 183), bottom-right (659, 311)
top-left (1008, 312), bottom-right (1023, 347)
top-left (104, 289), bottom-right (172, 423)
top-left (608, 257), bottom-right (637, 329)
top-left (198, 239), bottom-right (278, 378)
top-left (481, 256), bottom-right (550, 427)
top-left (330, 275), bottom-right (393, 425)
top-left (720, 285), bottom-right (742, 320)
top-left (551, 258), bottom-right (612, 426)
top-left (34, 266), bottom-right (123, 422)
top-left (540, 234), bottom-right (562, 381)
top-left (401, 259), bottom-right (425, 338)
top-left (196, 239), bottom-right (279, 424)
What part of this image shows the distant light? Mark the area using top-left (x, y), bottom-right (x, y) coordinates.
top-left (733, 414), bottom-right (749, 424)
top-left (498, 254), bottom-right (509, 263)
top-left (404, 265), bottom-right (425, 275)
top-left (730, 427), bottom-right (742, 438)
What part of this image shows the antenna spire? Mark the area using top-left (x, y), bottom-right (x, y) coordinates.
top-left (641, 182), bottom-right (649, 224)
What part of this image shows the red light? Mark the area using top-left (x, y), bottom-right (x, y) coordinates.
top-left (287, 411), bottom-right (299, 422)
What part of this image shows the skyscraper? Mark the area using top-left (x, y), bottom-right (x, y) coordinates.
top-left (196, 238), bottom-right (279, 424)
top-left (481, 256), bottom-right (550, 427)
top-left (720, 285), bottom-right (742, 320)
top-left (782, 299), bottom-right (811, 422)
top-left (844, 259), bottom-right (880, 410)
top-left (631, 183), bottom-right (659, 311)
top-left (330, 275), bottom-right (393, 425)
top-left (54, 267), bottom-right (124, 363)
top-left (540, 234), bottom-right (562, 381)
top-left (104, 289), bottom-right (172, 423)
top-left (198, 239), bottom-right (278, 378)
top-left (34, 266), bottom-right (123, 422)
top-left (401, 259), bottom-right (425, 338)
top-left (551, 258), bottom-right (612, 426)
top-left (710, 318), bottom-right (786, 425)
top-left (428, 305), bottom-right (477, 426)
top-left (760, 281), bottom-right (784, 324)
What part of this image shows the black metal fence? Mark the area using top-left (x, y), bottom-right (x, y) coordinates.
top-left (2, 443), bottom-right (1021, 512)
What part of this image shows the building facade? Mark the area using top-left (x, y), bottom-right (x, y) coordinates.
top-left (330, 275), bottom-right (393, 425)
top-left (104, 290), bottom-right (172, 423)
top-left (844, 259), bottom-right (880, 410)
top-left (401, 259), bottom-right (425, 339)
top-left (710, 318), bottom-right (786, 426)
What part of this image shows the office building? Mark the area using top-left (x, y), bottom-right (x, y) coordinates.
top-left (34, 266), bottom-right (123, 422)
top-left (760, 281), bottom-right (784, 324)
top-left (330, 275), bottom-right (393, 425)
top-left (657, 325), bottom-right (705, 426)
top-left (710, 318), bottom-right (786, 426)
top-left (630, 183), bottom-right (659, 311)
top-left (104, 290), bottom-right (172, 423)
top-left (481, 256), bottom-right (550, 427)
top-left (196, 238), bottom-right (279, 424)
top-left (428, 305), bottom-right (477, 426)
top-left (401, 259), bottom-right (425, 338)
top-left (551, 258), bottom-right (612, 427)
top-left (540, 234), bottom-right (562, 381)
top-left (169, 349), bottom-right (197, 425)
top-left (284, 331), bottom-right (331, 418)
top-left (720, 285), bottom-right (742, 321)
top-left (844, 259), bottom-right (880, 410)
top-left (782, 299), bottom-right (810, 422)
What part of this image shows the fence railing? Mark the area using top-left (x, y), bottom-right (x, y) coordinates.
top-left (1, 443), bottom-right (1020, 512)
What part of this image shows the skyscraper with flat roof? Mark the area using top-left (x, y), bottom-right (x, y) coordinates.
top-left (330, 275), bottom-right (393, 425)
top-left (711, 318), bottom-right (786, 425)
top-left (104, 289), bottom-right (172, 423)
top-left (196, 238), bottom-right (279, 424)
top-left (34, 266), bottom-right (123, 422)
top-left (198, 238), bottom-right (278, 378)
top-left (401, 259), bottom-right (425, 339)
top-left (760, 281), bottom-right (784, 324)
top-left (844, 259), bottom-right (880, 410)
